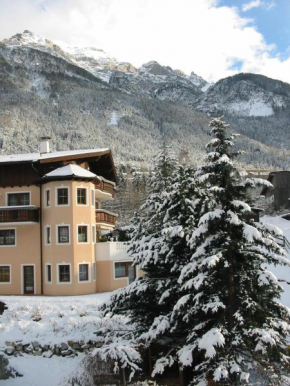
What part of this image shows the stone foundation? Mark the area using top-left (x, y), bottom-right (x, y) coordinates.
top-left (2, 339), bottom-right (100, 358)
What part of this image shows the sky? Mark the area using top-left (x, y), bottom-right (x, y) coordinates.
top-left (0, 0), bottom-right (289, 83)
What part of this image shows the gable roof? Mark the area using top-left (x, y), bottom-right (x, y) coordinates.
top-left (0, 148), bottom-right (117, 184)
top-left (44, 164), bottom-right (97, 179)
top-left (0, 148), bottom-right (110, 164)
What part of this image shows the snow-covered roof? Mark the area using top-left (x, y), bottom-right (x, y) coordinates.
top-left (44, 164), bottom-right (97, 179)
top-left (0, 148), bottom-right (110, 164)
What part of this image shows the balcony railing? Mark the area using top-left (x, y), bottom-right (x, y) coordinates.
top-left (0, 207), bottom-right (40, 223)
top-left (95, 209), bottom-right (117, 227)
top-left (95, 180), bottom-right (115, 197)
top-left (95, 242), bottom-right (129, 261)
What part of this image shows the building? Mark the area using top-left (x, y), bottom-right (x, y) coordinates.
top-left (0, 139), bottom-right (137, 295)
top-left (261, 171), bottom-right (290, 210)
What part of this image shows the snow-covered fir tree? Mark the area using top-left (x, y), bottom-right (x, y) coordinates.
top-left (104, 144), bottom-right (180, 331)
top-left (171, 117), bottom-right (290, 385)
top-left (102, 144), bottom-right (213, 378)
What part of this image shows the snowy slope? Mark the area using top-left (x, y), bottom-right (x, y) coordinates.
top-left (195, 73), bottom-right (290, 117)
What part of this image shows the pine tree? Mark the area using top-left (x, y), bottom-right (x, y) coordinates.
top-left (105, 144), bottom-right (180, 332)
top-left (173, 117), bottom-right (290, 385)
top-left (103, 144), bottom-right (212, 376)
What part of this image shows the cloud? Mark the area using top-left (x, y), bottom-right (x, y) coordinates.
top-left (0, 0), bottom-right (289, 84)
top-left (265, 1), bottom-right (276, 11)
top-left (242, 0), bottom-right (276, 12)
top-left (242, 0), bottom-right (263, 12)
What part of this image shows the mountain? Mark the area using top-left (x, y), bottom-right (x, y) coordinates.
top-left (195, 73), bottom-right (290, 117)
top-left (194, 73), bottom-right (290, 150)
top-left (1, 30), bottom-right (290, 172)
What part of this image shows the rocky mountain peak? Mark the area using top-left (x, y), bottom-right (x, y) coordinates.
top-left (189, 71), bottom-right (208, 89)
top-left (195, 73), bottom-right (290, 117)
top-left (3, 30), bottom-right (50, 48)
top-left (138, 61), bottom-right (175, 76)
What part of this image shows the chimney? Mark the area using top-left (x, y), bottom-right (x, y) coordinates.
top-left (40, 136), bottom-right (51, 154)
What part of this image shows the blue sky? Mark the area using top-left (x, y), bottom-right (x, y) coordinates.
top-left (0, 0), bottom-right (289, 83)
top-left (221, 0), bottom-right (290, 57)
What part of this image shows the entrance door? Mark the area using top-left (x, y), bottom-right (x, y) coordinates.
top-left (23, 266), bottom-right (34, 294)
top-left (128, 263), bottom-right (136, 284)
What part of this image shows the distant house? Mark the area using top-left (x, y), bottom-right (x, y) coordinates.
top-left (261, 171), bottom-right (290, 210)
top-left (0, 138), bottom-right (138, 296)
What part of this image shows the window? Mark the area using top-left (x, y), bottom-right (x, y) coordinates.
top-left (0, 229), bottom-right (16, 246)
top-left (45, 226), bottom-right (51, 245)
top-left (91, 189), bottom-right (95, 207)
top-left (57, 188), bottom-right (69, 206)
top-left (93, 262), bottom-right (96, 281)
top-left (57, 226), bottom-right (69, 244)
top-left (46, 265), bottom-right (52, 283)
top-left (114, 262), bottom-right (136, 283)
top-left (78, 225), bottom-right (88, 243)
top-left (115, 262), bottom-right (127, 278)
top-left (45, 189), bottom-right (50, 207)
top-left (92, 225), bottom-right (96, 243)
top-left (58, 265), bottom-right (71, 283)
top-left (7, 193), bottom-right (30, 206)
top-left (77, 188), bottom-right (87, 205)
top-left (0, 266), bottom-right (10, 283)
top-left (79, 264), bottom-right (89, 282)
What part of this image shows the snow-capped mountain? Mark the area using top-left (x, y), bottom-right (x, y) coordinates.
top-left (1, 30), bottom-right (290, 171)
top-left (1, 31), bottom-right (208, 103)
top-left (195, 73), bottom-right (290, 117)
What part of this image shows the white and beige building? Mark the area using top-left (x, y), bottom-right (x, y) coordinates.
top-left (0, 139), bottom-right (137, 295)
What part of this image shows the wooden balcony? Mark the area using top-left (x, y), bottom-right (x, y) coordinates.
top-left (0, 207), bottom-right (40, 223)
top-left (95, 180), bottom-right (115, 198)
top-left (95, 209), bottom-right (117, 228)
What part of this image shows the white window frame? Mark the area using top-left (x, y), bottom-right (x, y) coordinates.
top-left (6, 191), bottom-right (31, 206)
top-left (77, 224), bottom-right (90, 244)
top-left (76, 186), bottom-right (89, 206)
top-left (57, 263), bottom-right (72, 285)
top-left (78, 262), bottom-right (91, 283)
top-left (56, 224), bottom-right (71, 245)
top-left (55, 186), bottom-right (70, 207)
top-left (0, 264), bottom-right (12, 285)
top-left (45, 263), bottom-right (52, 284)
top-left (44, 225), bottom-right (51, 246)
top-left (44, 188), bottom-right (51, 208)
top-left (92, 225), bottom-right (96, 244)
top-left (91, 189), bottom-right (95, 207)
top-left (0, 228), bottom-right (17, 247)
top-left (92, 262), bottom-right (96, 281)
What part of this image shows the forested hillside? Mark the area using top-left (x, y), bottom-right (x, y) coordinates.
top-left (1, 31), bottom-right (290, 225)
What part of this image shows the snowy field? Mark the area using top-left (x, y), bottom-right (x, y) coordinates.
top-left (0, 292), bottom-right (111, 347)
top-left (0, 293), bottom-right (112, 385)
top-left (2, 215), bottom-right (290, 385)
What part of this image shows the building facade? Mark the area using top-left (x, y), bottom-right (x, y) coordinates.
top-left (0, 141), bottom-right (137, 295)
top-left (261, 171), bottom-right (290, 210)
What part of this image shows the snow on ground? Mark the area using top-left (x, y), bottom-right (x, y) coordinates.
top-left (0, 292), bottom-right (111, 347)
top-left (4, 354), bottom-right (84, 386)
top-left (2, 217), bottom-right (290, 384)
top-left (228, 99), bottom-right (273, 117)
top-left (261, 215), bottom-right (290, 307)
top-left (109, 110), bottom-right (119, 126)
top-left (0, 293), bottom-right (112, 385)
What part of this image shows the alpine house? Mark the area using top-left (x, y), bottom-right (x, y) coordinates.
top-left (0, 138), bottom-right (137, 295)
